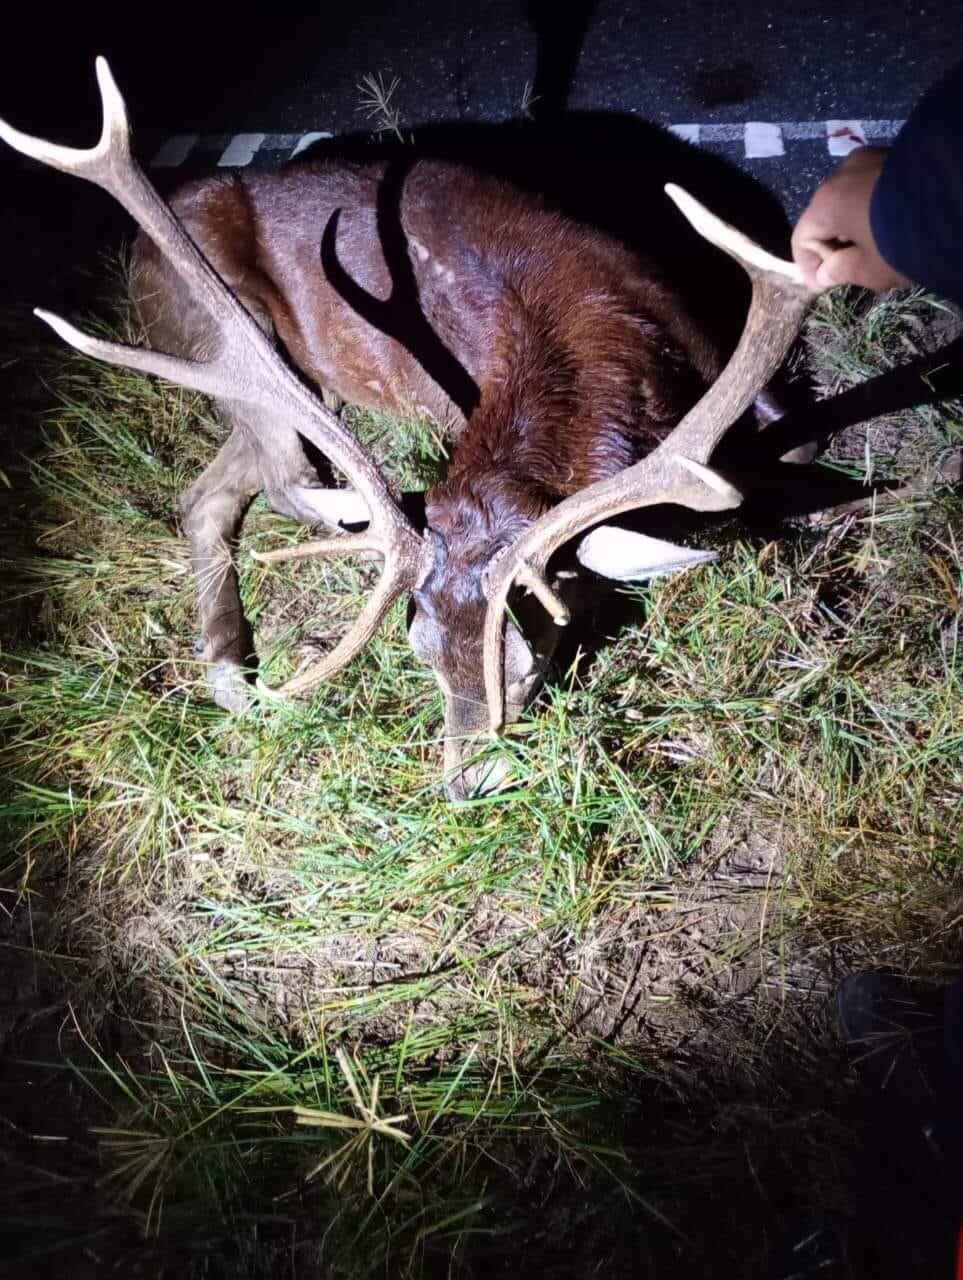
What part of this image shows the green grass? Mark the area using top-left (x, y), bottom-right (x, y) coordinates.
top-left (806, 285), bottom-right (963, 479)
top-left (1, 287), bottom-right (962, 1278)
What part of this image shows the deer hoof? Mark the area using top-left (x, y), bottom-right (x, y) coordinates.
top-left (444, 753), bottom-right (513, 802)
top-left (207, 660), bottom-right (255, 715)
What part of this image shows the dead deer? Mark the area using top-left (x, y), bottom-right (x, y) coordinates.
top-left (0, 60), bottom-right (816, 799)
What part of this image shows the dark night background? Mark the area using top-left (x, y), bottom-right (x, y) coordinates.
top-left (2, 0), bottom-right (963, 213)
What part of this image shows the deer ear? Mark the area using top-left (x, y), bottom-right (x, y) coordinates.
top-left (575, 526), bottom-right (717, 581)
top-left (289, 485), bottom-right (372, 529)
top-left (289, 485), bottom-right (429, 533)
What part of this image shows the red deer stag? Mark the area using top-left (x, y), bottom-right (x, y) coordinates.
top-left (0, 60), bottom-right (816, 798)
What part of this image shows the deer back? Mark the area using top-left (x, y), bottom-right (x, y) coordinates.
top-left (132, 157), bottom-right (720, 443)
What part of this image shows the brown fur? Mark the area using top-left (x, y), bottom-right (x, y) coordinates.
top-left (131, 156), bottom-right (725, 791)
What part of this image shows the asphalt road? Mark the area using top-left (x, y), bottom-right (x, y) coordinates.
top-left (3, 1), bottom-right (962, 217)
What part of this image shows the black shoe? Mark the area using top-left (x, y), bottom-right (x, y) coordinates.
top-left (836, 971), bottom-right (947, 1131)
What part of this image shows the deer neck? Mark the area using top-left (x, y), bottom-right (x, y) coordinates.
top-left (429, 285), bottom-right (654, 525)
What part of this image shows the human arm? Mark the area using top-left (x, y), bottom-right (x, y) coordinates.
top-left (792, 62), bottom-right (963, 304)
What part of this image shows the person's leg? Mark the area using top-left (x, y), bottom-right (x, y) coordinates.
top-left (837, 969), bottom-right (962, 1275)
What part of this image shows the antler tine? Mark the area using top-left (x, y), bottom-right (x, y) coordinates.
top-left (1, 58), bottom-right (430, 692)
top-left (0, 56), bottom-right (129, 174)
top-left (256, 566), bottom-right (405, 697)
top-left (481, 184), bottom-right (818, 733)
top-left (250, 534), bottom-right (378, 564)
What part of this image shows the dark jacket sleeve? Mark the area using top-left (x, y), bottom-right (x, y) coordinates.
top-left (869, 61), bottom-right (963, 305)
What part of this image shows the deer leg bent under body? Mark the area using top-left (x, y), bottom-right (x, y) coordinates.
top-left (181, 427), bottom-right (263, 712)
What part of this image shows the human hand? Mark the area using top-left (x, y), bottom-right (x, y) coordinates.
top-left (791, 147), bottom-right (910, 292)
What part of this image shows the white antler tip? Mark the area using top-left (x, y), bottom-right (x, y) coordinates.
top-left (34, 307), bottom-right (69, 334)
top-left (664, 183), bottom-right (804, 284)
top-left (663, 183), bottom-right (703, 223)
top-left (93, 56), bottom-right (128, 148)
top-left (673, 455), bottom-right (743, 504)
top-left (33, 307), bottom-right (89, 351)
top-left (0, 59), bottom-right (128, 169)
top-left (94, 57), bottom-right (121, 108)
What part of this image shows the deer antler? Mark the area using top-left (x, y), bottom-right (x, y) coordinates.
top-left (0, 58), bottom-right (431, 693)
top-left (482, 183), bottom-right (818, 732)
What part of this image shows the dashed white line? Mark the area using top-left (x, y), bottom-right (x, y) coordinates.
top-left (139, 118), bottom-right (906, 170)
top-left (668, 123), bottom-right (701, 144)
top-left (217, 133), bottom-right (267, 167)
top-left (671, 118), bottom-right (903, 153)
top-left (744, 121), bottom-right (785, 158)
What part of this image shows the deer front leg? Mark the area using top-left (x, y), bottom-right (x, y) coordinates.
top-left (181, 429), bottom-right (263, 713)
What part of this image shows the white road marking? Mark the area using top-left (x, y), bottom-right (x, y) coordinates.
top-left (826, 119), bottom-right (868, 155)
top-left (290, 130), bottom-right (333, 157)
top-left (217, 133), bottom-right (267, 167)
top-left (141, 119), bottom-right (906, 170)
top-left (744, 122), bottom-right (785, 158)
top-left (150, 134), bottom-right (199, 167)
top-left (668, 123), bottom-right (701, 144)
top-left (674, 119), bottom-right (902, 149)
